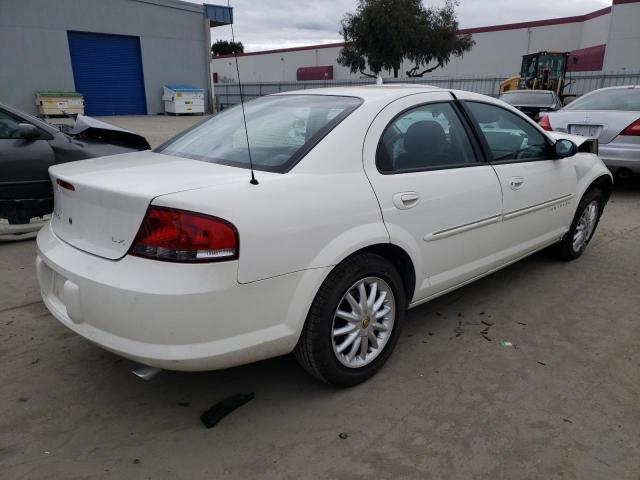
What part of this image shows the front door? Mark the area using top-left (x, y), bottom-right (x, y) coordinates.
top-left (0, 108), bottom-right (55, 223)
top-left (363, 92), bottom-right (503, 302)
top-left (462, 99), bottom-right (577, 261)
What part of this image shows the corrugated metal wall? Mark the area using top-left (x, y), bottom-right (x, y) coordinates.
top-left (0, 0), bottom-right (210, 115)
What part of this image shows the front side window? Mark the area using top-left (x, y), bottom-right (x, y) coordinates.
top-left (563, 88), bottom-right (640, 112)
top-left (377, 102), bottom-right (477, 173)
top-left (466, 102), bottom-right (550, 162)
top-left (0, 110), bottom-right (21, 139)
top-left (156, 95), bottom-right (361, 173)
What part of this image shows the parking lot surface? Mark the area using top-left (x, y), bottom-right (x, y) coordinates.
top-left (1, 116), bottom-right (639, 479)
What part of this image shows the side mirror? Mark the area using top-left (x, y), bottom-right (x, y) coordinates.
top-left (18, 123), bottom-right (40, 140)
top-left (555, 138), bottom-right (576, 158)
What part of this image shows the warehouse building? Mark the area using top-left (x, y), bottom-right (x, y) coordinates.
top-left (0, 0), bottom-right (231, 115)
top-left (212, 0), bottom-right (640, 83)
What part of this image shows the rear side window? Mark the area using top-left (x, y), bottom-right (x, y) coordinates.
top-left (499, 92), bottom-right (554, 106)
top-left (466, 102), bottom-right (550, 162)
top-left (564, 88), bottom-right (640, 112)
top-left (157, 95), bottom-right (362, 173)
top-left (377, 102), bottom-right (477, 173)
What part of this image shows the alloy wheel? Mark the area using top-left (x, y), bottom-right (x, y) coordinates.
top-left (331, 276), bottom-right (396, 368)
top-left (572, 200), bottom-right (599, 253)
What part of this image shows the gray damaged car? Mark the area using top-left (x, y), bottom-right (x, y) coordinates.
top-left (0, 102), bottom-right (150, 240)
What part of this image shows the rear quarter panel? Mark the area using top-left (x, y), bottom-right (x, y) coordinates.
top-left (152, 103), bottom-right (390, 284)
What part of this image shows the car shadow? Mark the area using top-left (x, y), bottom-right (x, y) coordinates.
top-left (70, 245), bottom-right (559, 420)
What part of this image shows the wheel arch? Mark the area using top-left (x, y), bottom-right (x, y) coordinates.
top-left (341, 243), bottom-right (417, 306)
top-left (586, 173), bottom-right (613, 204)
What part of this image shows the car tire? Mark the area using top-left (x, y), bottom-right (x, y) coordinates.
top-left (556, 188), bottom-right (604, 261)
top-left (294, 253), bottom-right (406, 387)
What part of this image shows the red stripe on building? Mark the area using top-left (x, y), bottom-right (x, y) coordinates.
top-left (214, 1), bottom-right (640, 59)
top-left (567, 44), bottom-right (607, 72)
top-left (457, 7), bottom-right (611, 35)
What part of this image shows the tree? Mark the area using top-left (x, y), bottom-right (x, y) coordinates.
top-left (405, 1), bottom-right (474, 76)
top-left (211, 40), bottom-right (244, 56)
top-left (337, 0), bottom-right (473, 78)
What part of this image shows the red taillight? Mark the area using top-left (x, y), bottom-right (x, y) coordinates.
top-left (56, 179), bottom-right (75, 191)
top-left (620, 118), bottom-right (640, 136)
top-left (538, 115), bottom-right (552, 131)
top-left (129, 206), bottom-right (238, 263)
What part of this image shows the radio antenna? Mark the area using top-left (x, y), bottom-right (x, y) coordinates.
top-left (227, 0), bottom-right (258, 185)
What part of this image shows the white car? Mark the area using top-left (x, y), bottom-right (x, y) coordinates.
top-left (36, 86), bottom-right (612, 386)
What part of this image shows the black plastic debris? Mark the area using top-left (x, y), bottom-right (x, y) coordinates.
top-left (201, 393), bottom-right (255, 429)
top-left (338, 432), bottom-right (349, 439)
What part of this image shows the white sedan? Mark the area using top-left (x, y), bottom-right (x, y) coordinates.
top-left (36, 86), bottom-right (612, 386)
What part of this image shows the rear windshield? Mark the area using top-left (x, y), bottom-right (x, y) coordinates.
top-left (499, 92), bottom-right (554, 105)
top-left (564, 88), bottom-right (640, 111)
top-left (156, 95), bottom-right (362, 173)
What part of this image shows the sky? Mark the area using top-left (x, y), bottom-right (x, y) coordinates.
top-left (191, 0), bottom-right (613, 52)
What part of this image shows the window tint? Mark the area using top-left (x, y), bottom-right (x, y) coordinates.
top-left (158, 95), bottom-right (361, 173)
top-left (467, 102), bottom-right (549, 161)
top-left (0, 110), bottom-right (21, 139)
top-left (563, 88), bottom-right (640, 112)
top-left (377, 102), bottom-right (477, 172)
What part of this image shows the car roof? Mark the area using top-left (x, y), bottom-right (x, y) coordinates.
top-left (591, 85), bottom-right (640, 92)
top-left (501, 90), bottom-right (555, 94)
top-left (272, 85), bottom-right (446, 102)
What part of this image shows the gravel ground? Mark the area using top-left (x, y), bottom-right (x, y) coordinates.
top-left (1, 116), bottom-right (639, 479)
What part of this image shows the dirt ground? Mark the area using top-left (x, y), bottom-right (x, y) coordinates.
top-left (1, 116), bottom-right (639, 479)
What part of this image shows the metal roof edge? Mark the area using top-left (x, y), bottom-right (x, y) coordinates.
top-left (131, 0), bottom-right (204, 14)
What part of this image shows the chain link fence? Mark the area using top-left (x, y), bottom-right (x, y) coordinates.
top-left (213, 70), bottom-right (640, 109)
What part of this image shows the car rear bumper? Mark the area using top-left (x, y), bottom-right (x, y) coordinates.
top-left (599, 140), bottom-right (640, 173)
top-left (36, 222), bottom-right (327, 371)
top-left (0, 216), bottom-right (49, 241)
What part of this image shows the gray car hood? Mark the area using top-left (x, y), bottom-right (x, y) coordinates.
top-left (67, 115), bottom-right (150, 150)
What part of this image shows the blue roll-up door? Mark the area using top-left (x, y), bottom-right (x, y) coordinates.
top-left (67, 31), bottom-right (147, 116)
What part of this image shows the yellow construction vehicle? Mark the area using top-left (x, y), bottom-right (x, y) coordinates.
top-left (499, 51), bottom-right (571, 101)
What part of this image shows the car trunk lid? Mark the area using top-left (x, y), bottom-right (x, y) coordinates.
top-left (49, 151), bottom-right (257, 260)
top-left (548, 110), bottom-right (640, 144)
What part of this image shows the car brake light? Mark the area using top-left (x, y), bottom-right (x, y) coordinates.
top-left (129, 206), bottom-right (238, 262)
top-left (620, 118), bottom-right (640, 136)
top-left (538, 115), bottom-right (552, 131)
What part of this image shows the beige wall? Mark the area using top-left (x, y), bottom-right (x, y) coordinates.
top-left (212, 3), bottom-right (640, 83)
top-left (603, 2), bottom-right (640, 71)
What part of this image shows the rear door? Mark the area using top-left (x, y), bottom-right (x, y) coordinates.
top-left (363, 92), bottom-right (503, 302)
top-left (0, 108), bottom-right (55, 222)
top-left (462, 99), bottom-right (577, 261)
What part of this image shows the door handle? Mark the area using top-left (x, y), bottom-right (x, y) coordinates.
top-left (509, 177), bottom-right (525, 190)
top-left (392, 191), bottom-right (420, 210)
